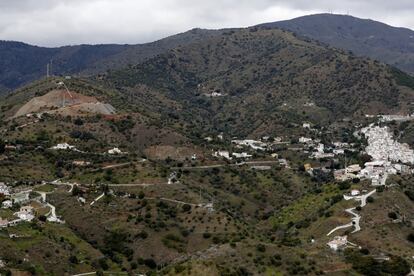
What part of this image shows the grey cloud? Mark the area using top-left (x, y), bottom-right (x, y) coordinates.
top-left (0, 0), bottom-right (413, 46)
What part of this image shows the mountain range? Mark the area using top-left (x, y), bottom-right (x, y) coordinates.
top-left (2, 13), bottom-right (414, 95)
top-left (1, 13), bottom-right (414, 275)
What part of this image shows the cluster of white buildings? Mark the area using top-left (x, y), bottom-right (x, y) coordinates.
top-left (51, 143), bottom-right (128, 156)
top-left (334, 164), bottom-right (362, 182)
top-left (362, 125), bottom-right (414, 164)
top-left (231, 139), bottom-right (267, 151)
top-left (355, 125), bottom-right (414, 185)
top-left (1, 182), bottom-right (64, 228)
top-left (212, 150), bottom-right (253, 160)
top-left (0, 205), bottom-right (36, 229)
top-left (327, 235), bottom-right (358, 251)
top-left (232, 152), bottom-right (253, 159)
top-left (0, 183), bottom-right (11, 196)
top-left (213, 150), bottom-right (232, 160)
top-left (379, 114), bottom-right (414, 122)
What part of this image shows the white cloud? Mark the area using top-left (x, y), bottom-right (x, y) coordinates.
top-left (0, 0), bottom-right (413, 46)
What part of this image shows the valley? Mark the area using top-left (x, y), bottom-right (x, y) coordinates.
top-left (0, 13), bottom-right (414, 276)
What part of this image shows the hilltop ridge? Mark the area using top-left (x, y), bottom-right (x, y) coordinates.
top-left (259, 13), bottom-right (414, 74)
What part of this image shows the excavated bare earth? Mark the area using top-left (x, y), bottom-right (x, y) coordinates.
top-left (13, 89), bottom-right (116, 118)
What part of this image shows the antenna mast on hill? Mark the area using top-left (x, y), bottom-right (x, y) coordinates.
top-left (57, 81), bottom-right (73, 108)
top-left (46, 63), bottom-right (50, 78)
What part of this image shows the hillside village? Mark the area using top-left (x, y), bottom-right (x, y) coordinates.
top-left (1, 15), bottom-right (414, 275)
top-left (1, 107), bottom-right (414, 272)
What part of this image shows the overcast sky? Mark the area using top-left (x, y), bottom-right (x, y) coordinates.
top-left (1, 0), bottom-right (414, 47)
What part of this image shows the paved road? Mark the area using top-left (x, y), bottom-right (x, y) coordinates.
top-left (90, 193), bottom-right (105, 206)
top-left (35, 191), bottom-right (64, 223)
top-left (360, 189), bottom-right (376, 207)
top-left (89, 162), bottom-right (132, 172)
top-left (327, 207), bottom-right (361, 236)
top-left (327, 190), bottom-right (376, 236)
top-left (346, 207), bottom-right (361, 233)
top-left (107, 183), bottom-right (162, 187)
top-left (172, 160), bottom-right (278, 170)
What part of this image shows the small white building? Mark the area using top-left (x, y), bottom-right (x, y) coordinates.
top-left (299, 137), bottom-right (313, 144)
top-left (168, 172), bottom-right (179, 185)
top-left (303, 123), bottom-right (311, 129)
top-left (327, 236), bottom-right (348, 251)
top-left (2, 200), bottom-right (12, 209)
top-left (14, 206), bottom-right (35, 222)
top-left (51, 143), bottom-right (75, 150)
top-left (271, 153), bottom-right (279, 158)
top-left (351, 190), bottom-right (360, 196)
top-left (346, 164), bottom-right (362, 174)
top-left (78, 197), bottom-right (86, 204)
top-left (213, 151), bottom-right (232, 160)
top-left (108, 147), bottom-right (122, 155)
top-left (231, 139), bottom-right (267, 151)
top-left (232, 152), bottom-right (252, 159)
top-left (211, 92), bottom-right (223, 97)
top-left (333, 149), bottom-right (345, 155)
top-left (72, 160), bottom-right (91, 166)
top-left (0, 183), bottom-right (10, 196)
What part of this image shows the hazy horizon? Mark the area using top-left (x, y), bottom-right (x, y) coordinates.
top-left (1, 0), bottom-right (414, 47)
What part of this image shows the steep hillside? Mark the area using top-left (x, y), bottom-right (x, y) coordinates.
top-left (259, 13), bottom-right (414, 74)
top-left (2, 19), bottom-right (414, 276)
top-left (0, 29), bottom-right (224, 94)
top-left (105, 27), bottom-right (414, 137)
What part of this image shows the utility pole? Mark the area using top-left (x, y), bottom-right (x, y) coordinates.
top-left (46, 63), bottom-right (50, 78)
top-left (50, 59), bottom-right (53, 76)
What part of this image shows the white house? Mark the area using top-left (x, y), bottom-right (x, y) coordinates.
top-left (51, 143), bottom-right (75, 150)
top-left (232, 152), bottom-right (252, 159)
top-left (327, 236), bottom-right (348, 251)
top-left (351, 190), bottom-right (360, 196)
top-left (211, 92), bottom-right (223, 97)
top-left (108, 147), bottom-right (122, 155)
top-left (346, 164), bottom-right (362, 174)
top-left (2, 200), bottom-right (12, 209)
top-left (0, 183), bottom-right (10, 196)
top-left (299, 137), bottom-right (313, 144)
top-left (213, 151), bottom-right (232, 160)
top-left (231, 139), bottom-right (267, 151)
top-left (14, 206), bottom-right (35, 222)
top-left (303, 123), bottom-right (311, 129)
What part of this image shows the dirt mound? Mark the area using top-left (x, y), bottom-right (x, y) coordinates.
top-left (13, 89), bottom-right (115, 117)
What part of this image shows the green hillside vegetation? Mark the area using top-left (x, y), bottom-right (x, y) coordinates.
top-left (0, 23), bottom-right (414, 275)
top-left (105, 27), bottom-right (414, 138)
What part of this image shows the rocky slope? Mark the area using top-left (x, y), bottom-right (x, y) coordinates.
top-left (105, 26), bottom-right (414, 137)
top-left (259, 13), bottom-right (414, 75)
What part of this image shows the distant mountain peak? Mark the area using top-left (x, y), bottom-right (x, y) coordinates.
top-left (258, 13), bottom-right (414, 74)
